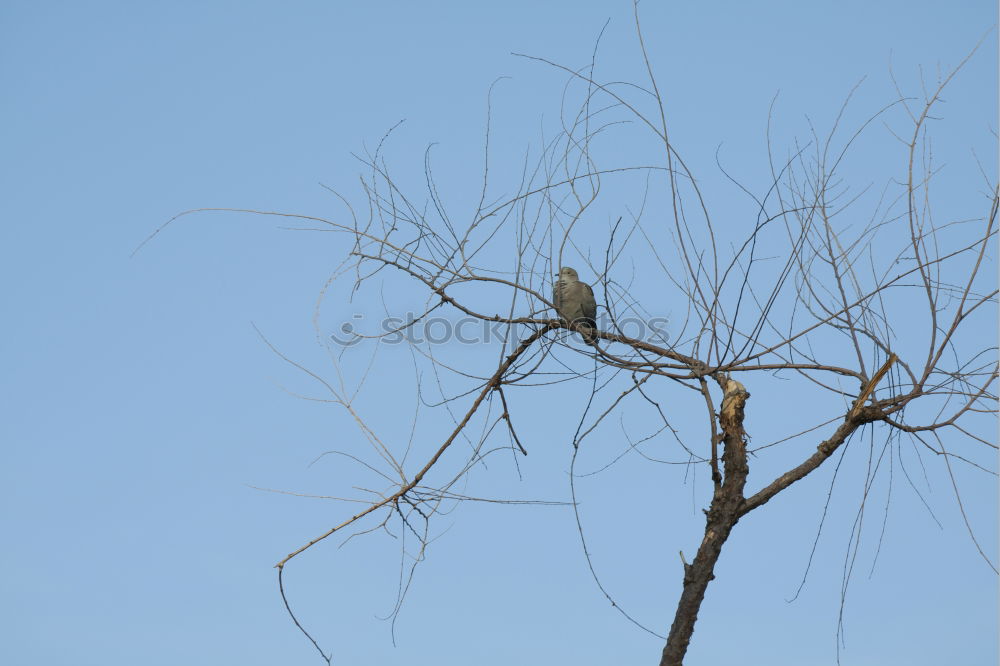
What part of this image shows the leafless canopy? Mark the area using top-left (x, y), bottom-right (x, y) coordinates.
top-left (149, 7), bottom-right (997, 665)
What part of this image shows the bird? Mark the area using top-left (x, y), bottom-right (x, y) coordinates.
top-left (554, 266), bottom-right (598, 344)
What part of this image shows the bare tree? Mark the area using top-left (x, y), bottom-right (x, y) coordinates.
top-left (148, 5), bottom-right (997, 664)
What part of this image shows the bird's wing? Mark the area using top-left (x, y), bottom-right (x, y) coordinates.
top-left (581, 282), bottom-right (597, 320)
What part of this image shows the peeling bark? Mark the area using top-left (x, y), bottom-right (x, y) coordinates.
top-left (659, 357), bottom-right (896, 664)
top-left (660, 377), bottom-right (749, 666)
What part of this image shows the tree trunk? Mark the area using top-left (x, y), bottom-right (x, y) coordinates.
top-left (659, 378), bottom-right (749, 666)
top-left (659, 508), bottom-right (740, 665)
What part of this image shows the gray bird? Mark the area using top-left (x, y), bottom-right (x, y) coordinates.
top-left (554, 266), bottom-right (598, 344)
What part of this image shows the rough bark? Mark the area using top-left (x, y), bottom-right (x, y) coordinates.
top-left (659, 378), bottom-right (749, 666)
top-left (659, 357), bottom-right (895, 665)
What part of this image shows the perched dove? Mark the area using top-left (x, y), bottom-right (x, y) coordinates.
top-left (554, 266), bottom-right (598, 344)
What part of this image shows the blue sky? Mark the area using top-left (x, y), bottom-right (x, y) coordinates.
top-left (2, 2), bottom-right (996, 665)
